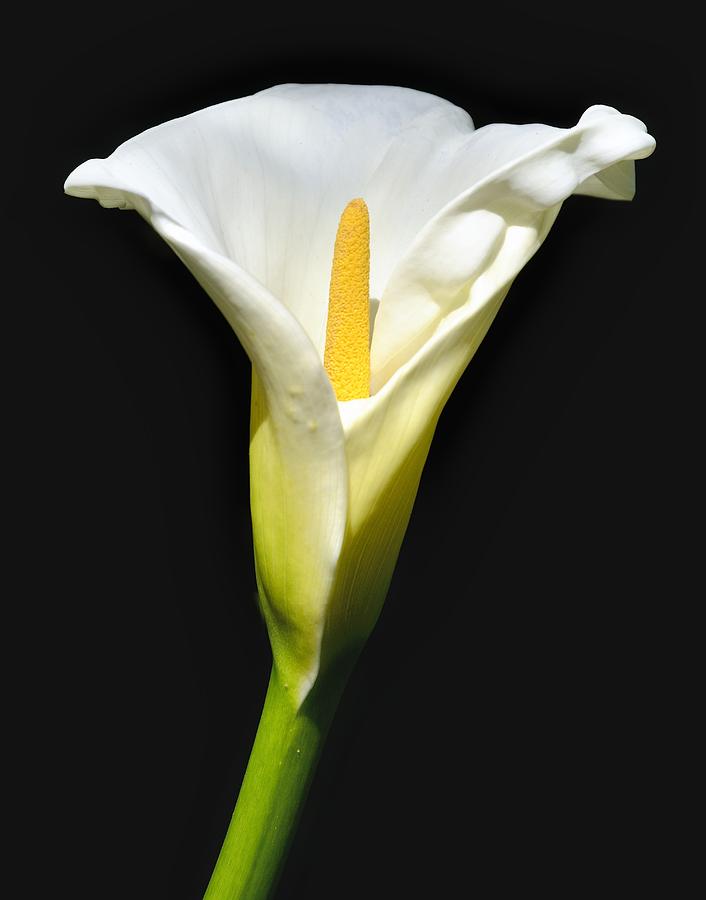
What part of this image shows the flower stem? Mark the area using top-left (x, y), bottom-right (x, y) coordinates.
top-left (202, 662), bottom-right (351, 900)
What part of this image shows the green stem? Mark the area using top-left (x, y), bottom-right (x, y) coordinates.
top-left (203, 662), bottom-right (351, 900)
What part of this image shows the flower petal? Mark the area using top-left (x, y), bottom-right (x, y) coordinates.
top-left (162, 219), bottom-right (353, 698)
top-left (328, 106), bottom-right (654, 649)
top-left (65, 84), bottom-right (463, 357)
top-left (326, 282), bottom-right (516, 660)
top-left (370, 105), bottom-right (655, 387)
top-left (65, 149), bottom-right (351, 696)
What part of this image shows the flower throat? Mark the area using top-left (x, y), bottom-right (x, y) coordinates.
top-left (323, 198), bottom-right (370, 401)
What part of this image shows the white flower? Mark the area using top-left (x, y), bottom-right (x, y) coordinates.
top-left (65, 84), bottom-right (655, 701)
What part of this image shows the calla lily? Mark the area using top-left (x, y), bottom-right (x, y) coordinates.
top-left (65, 83), bottom-right (654, 898)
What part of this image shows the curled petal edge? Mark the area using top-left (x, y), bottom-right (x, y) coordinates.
top-left (371, 105), bottom-right (655, 386)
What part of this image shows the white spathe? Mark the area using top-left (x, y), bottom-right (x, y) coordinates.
top-left (65, 84), bottom-right (655, 700)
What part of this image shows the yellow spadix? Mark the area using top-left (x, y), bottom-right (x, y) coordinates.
top-left (324, 198), bottom-right (370, 401)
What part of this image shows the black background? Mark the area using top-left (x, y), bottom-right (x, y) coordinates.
top-left (8, 3), bottom-right (698, 898)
